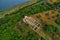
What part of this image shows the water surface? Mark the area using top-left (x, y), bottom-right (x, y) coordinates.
top-left (0, 0), bottom-right (28, 10)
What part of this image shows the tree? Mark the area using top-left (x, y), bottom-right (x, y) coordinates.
top-left (55, 18), bottom-right (60, 25)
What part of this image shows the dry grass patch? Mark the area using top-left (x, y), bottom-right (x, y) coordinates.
top-left (29, 10), bottom-right (60, 40)
top-left (46, 0), bottom-right (59, 3)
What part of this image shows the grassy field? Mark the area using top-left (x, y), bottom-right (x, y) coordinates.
top-left (0, 0), bottom-right (60, 40)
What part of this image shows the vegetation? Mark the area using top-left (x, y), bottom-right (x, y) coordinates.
top-left (43, 24), bottom-right (59, 33)
top-left (0, 0), bottom-right (60, 40)
top-left (55, 18), bottom-right (60, 25)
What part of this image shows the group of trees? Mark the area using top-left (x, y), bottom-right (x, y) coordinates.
top-left (55, 13), bottom-right (60, 25)
top-left (55, 18), bottom-right (60, 25)
top-left (43, 24), bottom-right (59, 33)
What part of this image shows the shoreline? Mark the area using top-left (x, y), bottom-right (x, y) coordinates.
top-left (0, 0), bottom-right (38, 14)
top-left (0, 0), bottom-right (38, 18)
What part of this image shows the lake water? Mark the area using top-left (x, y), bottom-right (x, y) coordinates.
top-left (0, 0), bottom-right (28, 10)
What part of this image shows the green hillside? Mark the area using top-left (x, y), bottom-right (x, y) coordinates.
top-left (0, 0), bottom-right (60, 40)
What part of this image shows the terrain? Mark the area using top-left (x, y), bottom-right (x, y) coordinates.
top-left (30, 10), bottom-right (60, 40)
top-left (0, 0), bottom-right (60, 40)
